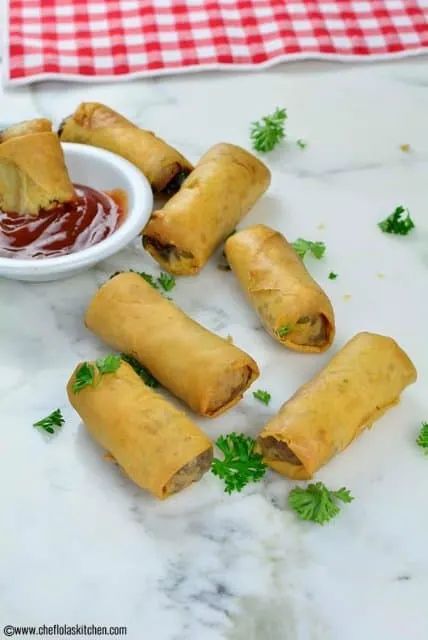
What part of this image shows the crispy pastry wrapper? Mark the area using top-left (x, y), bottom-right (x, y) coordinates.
top-left (225, 224), bottom-right (335, 353)
top-left (258, 332), bottom-right (417, 479)
top-left (67, 360), bottom-right (213, 499)
top-left (85, 272), bottom-right (259, 417)
top-left (0, 118), bottom-right (52, 142)
top-left (59, 102), bottom-right (193, 193)
top-left (0, 120), bottom-right (75, 216)
top-left (142, 143), bottom-right (271, 275)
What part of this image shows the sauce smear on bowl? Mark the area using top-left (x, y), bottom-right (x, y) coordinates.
top-left (0, 184), bottom-right (126, 259)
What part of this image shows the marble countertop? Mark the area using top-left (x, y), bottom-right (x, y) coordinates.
top-left (1, 58), bottom-right (428, 640)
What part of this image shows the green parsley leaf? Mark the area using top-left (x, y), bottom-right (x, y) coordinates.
top-left (297, 139), bottom-right (307, 149)
top-left (253, 389), bottom-right (271, 405)
top-left (121, 353), bottom-right (159, 388)
top-left (378, 206), bottom-right (415, 236)
top-left (96, 354), bottom-right (121, 375)
top-left (277, 324), bottom-right (292, 338)
top-left (328, 272), bottom-right (338, 280)
top-left (416, 422), bottom-right (428, 452)
top-left (211, 433), bottom-right (267, 494)
top-left (72, 362), bottom-right (96, 393)
top-left (136, 271), bottom-right (159, 289)
top-left (250, 107), bottom-right (287, 153)
top-left (33, 409), bottom-right (64, 435)
top-left (288, 482), bottom-right (354, 525)
top-left (157, 272), bottom-right (176, 292)
top-left (292, 238), bottom-right (326, 260)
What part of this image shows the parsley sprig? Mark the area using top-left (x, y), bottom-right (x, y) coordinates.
top-left (33, 409), bottom-right (64, 435)
top-left (277, 324), bottom-right (292, 338)
top-left (416, 422), bottom-right (428, 452)
top-left (328, 272), bottom-right (338, 280)
top-left (96, 354), bottom-right (121, 374)
top-left (211, 433), bottom-right (267, 494)
top-left (378, 206), bottom-right (415, 236)
top-left (288, 482), bottom-right (353, 525)
top-left (121, 353), bottom-right (159, 388)
top-left (253, 390), bottom-right (271, 405)
top-left (113, 269), bottom-right (176, 293)
top-left (72, 355), bottom-right (121, 393)
top-left (157, 272), bottom-right (176, 292)
top-left (251, 107), bottom-right (287, 153)
top-left (292, 238), bottom-right (326, 260)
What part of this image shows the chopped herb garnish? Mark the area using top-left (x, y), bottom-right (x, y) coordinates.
top-left (33, 409), bottom-right (64, 435)
top-left (72, 362), bottom-right (96, 393)
top-left (137, 271), bottom-right (159, 289)
top-left (378, 206), bottom-right (415, 236)
top-left (157, 272), bottom-right (176, 292)
top-left (400, 144), bottom-right (411, 153)
top-left (328, 272), bottom-right (338, 280)
top-left (121, 353), bottom-right (159, 388)
top-left (288, 482), bottom-right (354, 525)
top-left (211, 433), bottom-right (267, 494)
top-left (277, 324), bottom-right (292, 338)
top-left (253, 389), bottom-right (271, 405)
top-left (96, 354), bottom-right (121, 375)
top-left (297, 139), bottom-right (307, 149)
top-left (72, 355), bottom-right (121, 393)
top-left (292, 238), bottom-right (326, 260)
top-left (250, 107), bottom-right (287, 153)
top-left (416, 422), bottom-right (428, 452)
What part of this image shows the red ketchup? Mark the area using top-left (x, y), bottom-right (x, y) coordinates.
top-left (0, 184), bottom-right (126, 259)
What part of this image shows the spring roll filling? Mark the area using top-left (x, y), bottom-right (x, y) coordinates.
top-left (206, 365), bottom-right (253, 415)
top-left (288, 314), bottom-right (329, 347)
top-left (143, 236), bottom-right (194, 263)
top-left (258, 436), bottom-right (301, 465)
top-left (165, 448), bottom-right (213, 495)
top-left (162, 169), bottom-right (191, 195)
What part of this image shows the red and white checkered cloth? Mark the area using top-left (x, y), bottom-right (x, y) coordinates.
top-left (5, 0), bottom-right (428, 85)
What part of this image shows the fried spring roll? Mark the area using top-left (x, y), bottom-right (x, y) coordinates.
top-left (58, 102), bottom-right (193, 193)
top-left (0, 120), bottom-right (75, 216)
top-left (85, 272), bottom-right (259, 417)
top-left (258, 332), bottom-right (417, 479)
top-left (0, 118), bottom-right (52, 142)
top-left (67, 360), bottom-right (213, 499)
top-left (142, 143), bottom-right (271, 275)
top-left (225, 225), bottom-right (335, 352)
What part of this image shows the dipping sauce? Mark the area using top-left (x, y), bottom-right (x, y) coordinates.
top-left (0, 184), bottom-right (126, 259)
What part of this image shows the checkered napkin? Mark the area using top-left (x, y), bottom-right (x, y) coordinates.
top-left (5, 0), bottom-right (428, 85)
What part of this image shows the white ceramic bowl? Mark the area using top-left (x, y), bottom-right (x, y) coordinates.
top-left (0, 143), bottom-right (153, 282)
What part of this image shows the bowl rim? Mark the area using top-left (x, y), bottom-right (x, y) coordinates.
top-left (0, 142), bottom-right (153, 273)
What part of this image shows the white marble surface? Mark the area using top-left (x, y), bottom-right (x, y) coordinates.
top-left (1, 59), bottom-right (428, 640)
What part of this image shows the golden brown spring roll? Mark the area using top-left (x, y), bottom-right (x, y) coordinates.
top-left (142, 143), bottom-right (271, 275)
top-left (258, 332), bottom-right (417, 479)
top-left (0, 118), bottom-right (52, 142)
top-left (85, 272), bottom-right (259, 417)
top-left (225, 225), bottom-right (335, 353)
top-left (0, 120), bottom-right (75, 216)
top-left (67, 360), bottom-right (213, 499)
top-left (58, 102), bottom-right (193, 193)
